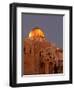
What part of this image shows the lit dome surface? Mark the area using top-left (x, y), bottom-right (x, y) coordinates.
top-left (29, 27), bottom-right (45, 38)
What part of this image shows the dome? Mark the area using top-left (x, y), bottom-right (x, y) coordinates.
top-left (29, 27), bottom-right (45, 38)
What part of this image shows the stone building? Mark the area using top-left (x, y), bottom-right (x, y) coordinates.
top-left (23, 27), bottom-right (63, 75)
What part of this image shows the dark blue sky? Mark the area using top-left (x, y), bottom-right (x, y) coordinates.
top-left (22, 13), bottom-right (63, 49)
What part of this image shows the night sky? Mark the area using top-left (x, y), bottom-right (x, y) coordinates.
top-left (22, 13), bottom-right (63, 49)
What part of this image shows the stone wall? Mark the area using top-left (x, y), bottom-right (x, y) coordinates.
top-left (23, 38), bottom-right (63, 75)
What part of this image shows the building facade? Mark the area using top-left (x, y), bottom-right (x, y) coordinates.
top-left (23, 38), bottom-right (63, 75)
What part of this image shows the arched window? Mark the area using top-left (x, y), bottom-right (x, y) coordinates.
top-left (40, 62), bottom-right (45, 74)
top-left (24, 47), bottom-right (25, 54)
top-left (29, 48), bottom-right (31, 54)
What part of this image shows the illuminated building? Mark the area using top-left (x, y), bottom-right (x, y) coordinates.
top-left (23, 27), bottom-right (63, 75)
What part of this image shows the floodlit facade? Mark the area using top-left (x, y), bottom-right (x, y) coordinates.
top-left (23, 27), bottom-right (63, 75)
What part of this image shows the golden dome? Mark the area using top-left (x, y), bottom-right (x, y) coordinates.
top-left (29, 27), bottom-right (45, 38)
